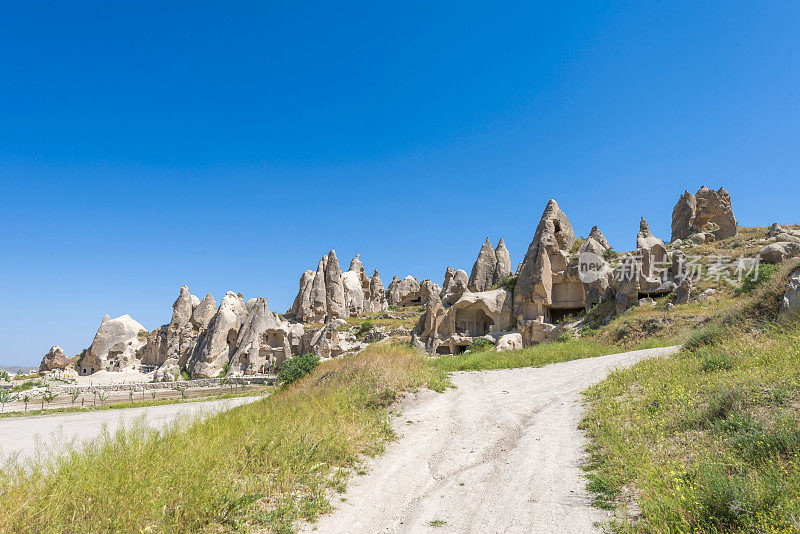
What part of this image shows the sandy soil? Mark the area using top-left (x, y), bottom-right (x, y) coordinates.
top-left (303, 346), bottom-right (679, 534)
top-left (0, 396), bottom-right (260, 463)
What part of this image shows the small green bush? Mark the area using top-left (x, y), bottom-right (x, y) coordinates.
top-left (465, 338), bottom-right (494, 353)
top-left (686, 322), bottom-right (729, 350)
top-left (736, 262), bottom-right (780, 295)
top-left (700, 351), bottom-right (735, 372)
top-left (355, 320), bottom-right (373, 339)
top-left (496, 276), bottom-right (517, 292)
top-left (603, 248), bottom-right (618, 260)
top-left (277, 353), bottom-right (320, 385)
top-left (556, 331), bottom-right (573, 343)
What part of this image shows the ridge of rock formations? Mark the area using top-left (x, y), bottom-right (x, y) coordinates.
top-left (47, 184), bottom-right (800, 374)
top-left (291, 252), bottom-right (388, 322)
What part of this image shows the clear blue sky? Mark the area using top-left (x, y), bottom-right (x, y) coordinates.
top-left (1, 2), bottom-right (798, 365)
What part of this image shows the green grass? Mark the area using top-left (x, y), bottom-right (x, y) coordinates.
top-left (581, 262), bottom-right (800, 532)
top-left (429, 338), bottom-right (661, 373)
top-left (0, 344), bottom-right (448, 533)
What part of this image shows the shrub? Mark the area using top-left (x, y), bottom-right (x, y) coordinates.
top-left (736, 262), bottom-right (780, 295)
top-left (556, 331), bottom-right (572, 343)
top-left (465, 338), bottom-right (494, 353)
top-left (277, 353), bottom-right (320, 385)
top-left (355, 320), bottom-right (373, 340)
top-left (603, 248), bottom-right (618, 260)
top-left (508, 316), bottom-right (518, 330)
top-left (496, 276), bottom-right (517, 292)
top-left (699, 350), bottom-right (736, 372)
top-left (686, 322), bottom-right (729, 350)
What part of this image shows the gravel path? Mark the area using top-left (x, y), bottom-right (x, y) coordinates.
top-left (0, 396), bottom-right (260, 463)
top-left (304, 346), bottom-right (680, 534)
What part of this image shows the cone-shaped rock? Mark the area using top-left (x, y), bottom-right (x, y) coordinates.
top-left (324, 250), bottom-right (346, 319)
top-left (514, 199), bottom-right (576, 317)
top-left (494, 238), bottom-right (513, 282)
top-left (469, 237), bottom-right (497, 291)
top-left (310, 257), bottom-right (327, 321)
top-left (192, 292), bottom-right (218, 330)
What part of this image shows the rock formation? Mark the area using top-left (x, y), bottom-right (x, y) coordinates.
top-left (368, 269), bottom-right (388, 312)
top-left (291, 253), bottom-right (388, 321)
top-left (78, 314), bottom-right (148, 375)
top-left (494, 238), bottom-right (513, 283)
top-left (440, 267), bottom-right (469, 306)
top-left (324, 250), bottom-right (346, 319)
top-left (468, 238), bottom-right (498, 292)
top-left (671, 186), bottom-right (737, 242)
top-left (413, 287), bottom-right (513, 354)
top-left (781, 268), bottom-right (800, 316)
top-left (39, 346), bottom-right (69, 373)
top-left (613, 218), bottom-right (675, 314)
top-left (468, 237), bottom-right (513, 291)
top-left (513, 199), bottom-right (582, 343)
top-left (142, 286), bottom-right (216, 369)
top-left (227, 298), bottom-right (304, 376)
top-left (185, 292), bottom-right (247, 378)
top-left (387, 275), bottom-right (422, 307)
top-left (760, 242), bottom-right (800, 264)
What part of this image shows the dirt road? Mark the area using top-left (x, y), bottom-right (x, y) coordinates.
top-left (304, 346), bottom-right (679, 534)
top-left (0, 396), bottom-right (260, 463)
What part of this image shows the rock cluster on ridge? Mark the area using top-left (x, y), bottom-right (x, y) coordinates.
top-left (671, 186), bottom-right (737, 242)
top-left (291, 252), bottom-right (388, 322)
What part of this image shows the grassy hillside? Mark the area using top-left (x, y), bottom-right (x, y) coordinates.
top-left (0, 344), bottom-right (447, 533)
top-left (581, 259), bottom-right (800, 532)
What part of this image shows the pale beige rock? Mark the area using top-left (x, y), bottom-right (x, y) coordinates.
top-left (186, 292), bottom-right (246, 378)
top-left (39, 346), bottom-right (69, 373)
top-left (419, 279), bottom-right (441, 304)
top-left (671, 186), bottom-right (737, 242)
top-left (494, 238), bottom-right (513, 282)
top-left (674, 276), bottom-right (692, 305)
top-left (368, 269), bottom-right (388, 313)
top-left (79, 314), bottom-right (148, 375)
top-left (469, 238), bottom-right (497, 292)
top-left (342, 270), bottom-right (366, 316)
top-left (780, 268), bottom-right (800, 316)
top-left (309, 257), bottom-right (328, 322)
top-left (387, 275), bottom-right (422, 307)
top-left (514, 199), bottom-right (580, 323)
top-left (324, 250), bottom-right (346, 319)
top-left (228, 298), bottom-right (304, 375)
top-left (495, 332), bottom-right (522, 352)
top-left (760, 242), bottom-right (800, 264)
top-left (192, 292), bottom-right (217, 329)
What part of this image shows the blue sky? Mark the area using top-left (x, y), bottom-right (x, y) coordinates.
top-left (1, 2), bottom-right (798, 365)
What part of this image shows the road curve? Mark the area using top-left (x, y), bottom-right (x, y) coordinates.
top-left (303, 346), bottom-right (679, 534)
top-left (0, 396), bottom-right (260, 464)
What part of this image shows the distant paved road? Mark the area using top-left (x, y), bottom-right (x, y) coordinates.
top-left (0, 396), bottom-right (260, 463)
